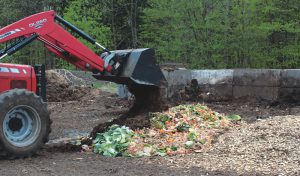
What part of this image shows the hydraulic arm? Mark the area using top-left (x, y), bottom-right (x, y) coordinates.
top-left (0, 10), bottom-right (166, 87)
top-left (0, 11), bottom-right (109, 73)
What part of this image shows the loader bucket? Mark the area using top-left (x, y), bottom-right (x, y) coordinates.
top-left (95, 48), bottom-right (166, 87)
top-left (93, 48), bottom-right (167, 118)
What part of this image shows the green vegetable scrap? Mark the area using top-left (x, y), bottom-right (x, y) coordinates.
top-left (184, 141), bottom-right (194, 149)
top-left (176, 122), bottom-right (190, 132)
top-left (227, 115), bottom-right (241, 121)
top-left (93, 125), bottom-right (134, 157)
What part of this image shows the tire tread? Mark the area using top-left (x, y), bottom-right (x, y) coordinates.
top-left (0, 89), bottom-right (51, 159)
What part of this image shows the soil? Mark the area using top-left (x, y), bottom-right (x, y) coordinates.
top-left (1, 71), bottom-right (300, 175)
top-left (46, 70), bottom-right (93, 102)
top-left (90, 84), bottom-right (167, 138)
top-left (1, 88), bottom-right (299, 175)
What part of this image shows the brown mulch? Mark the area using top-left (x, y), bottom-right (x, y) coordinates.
top-left (148, 115), bottom-right (300, 175)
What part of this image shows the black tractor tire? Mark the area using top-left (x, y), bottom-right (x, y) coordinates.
top-left (0, 89), bottom-right (51, 159)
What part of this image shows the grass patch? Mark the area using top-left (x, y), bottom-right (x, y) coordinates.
top-left (92, 81), bottom-right (117, 93)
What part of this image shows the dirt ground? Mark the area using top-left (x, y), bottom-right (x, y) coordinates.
top-left (1, 81), bottom-right (300, 175)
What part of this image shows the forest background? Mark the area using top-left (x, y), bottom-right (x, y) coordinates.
top-left (0, 0), bottom-right (299, 69)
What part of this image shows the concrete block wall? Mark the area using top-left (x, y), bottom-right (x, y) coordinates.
top-left (191, 70), bottom-right (233, 101)
top-left (162, 69), bottom-right (191, 98)
top-left (279, 70), bottom-right (300, 102)
top-left (232, 69), bottom-right (280, 100)
top-left (163, 69), bottom-right (300, 102)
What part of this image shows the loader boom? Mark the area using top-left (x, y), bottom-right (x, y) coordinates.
top-left (0, 10), bottom-right (109, 73)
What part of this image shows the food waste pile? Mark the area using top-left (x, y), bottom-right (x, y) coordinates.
top-left (80, 104), bottom-right (240, 157)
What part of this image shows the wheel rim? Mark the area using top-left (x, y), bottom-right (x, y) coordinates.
top-left (3, 105), bottom-right (41, 147)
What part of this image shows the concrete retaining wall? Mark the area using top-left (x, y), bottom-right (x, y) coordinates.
top-left (66, 67), bottom-right (300, 102)
top-left (163, 69), bottom-right (300, 102)
top-left (162, 69), bottom-right (191, 98)
top-left (191, 70), bottom-right (233, 101)
top-left (232, 69), bottom-right (281, 101)
top-left (279, 70), bottom-right (300, 102)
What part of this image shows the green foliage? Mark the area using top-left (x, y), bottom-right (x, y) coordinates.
top-left (0, 0), bottom-right (298, 69)
top-left (63, 0), bottom-right (112, 52)
top-left (140, 0), bottom-right (300, 69)
top-left (54, 59), bottom-right (75, 70)
top-left (91, 82), bottom-right (117, 93)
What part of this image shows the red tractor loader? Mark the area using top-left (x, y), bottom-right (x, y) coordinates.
top-left (0, 11), bottom-right (166, 158)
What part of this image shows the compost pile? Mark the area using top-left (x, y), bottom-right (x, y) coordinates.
top-left (85, 103), bottom-right (240, 157)
top-left (46, 70), bottom-right (92, 102)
